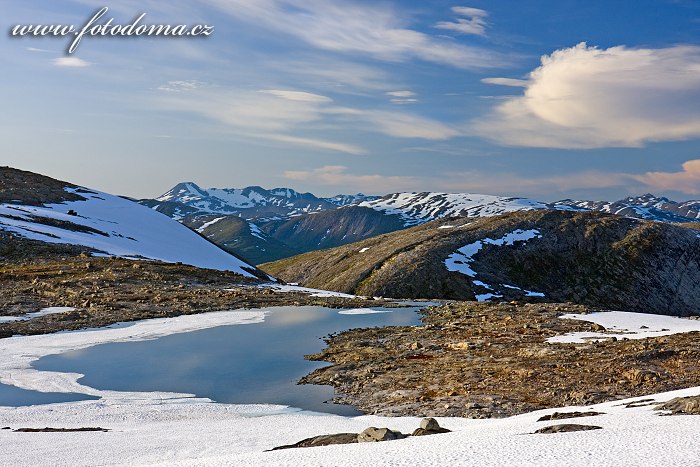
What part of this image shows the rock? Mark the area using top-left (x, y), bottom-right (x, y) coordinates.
top-left (655, 395), bottom-right (700, 415)
top-left (537, 411), bottom-right (605, 422)
top-left (270, 433), bottom-right (358, 450)
top-left (534, 424), bottom-right (603, 434)
top-left (412, 417), bottom-right (451, 436)
top-left (357, 427), bottom-right (406, 443)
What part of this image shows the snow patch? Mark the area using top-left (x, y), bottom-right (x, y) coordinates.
top-left (257, 283), bottom-right (358, 298)
top-left (337, 308), bottom-right (392, 315)
top-left (549, 311), bottom-right (700, 343)
top-left (445, 229), bottom-right (543, 301)
top-left (0, 307), bottom-right (76, 323)
top-left (195, 217), bottom-right (225, 233)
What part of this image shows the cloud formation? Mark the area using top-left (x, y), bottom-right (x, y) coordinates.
top-left (474, 43), bottom-right (700, 148)
top-left (435, 6), bottom-right (489, 36)
top-left (634, 160), bottom-right (700, 195)
top-left (203, 0), bottom-right (506, 69)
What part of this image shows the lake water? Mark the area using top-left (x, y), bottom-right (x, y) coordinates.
top-left (32, 306), bottom-right (423, 415)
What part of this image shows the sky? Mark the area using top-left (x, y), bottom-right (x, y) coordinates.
top-left (2, 0), bottom-right (700, 201)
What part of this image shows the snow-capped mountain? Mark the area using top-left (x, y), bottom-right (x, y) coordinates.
top-left (557, 194), bottom-right (700, 223)
top-left (323, 193), bottom-right (380, 206)
top-left (141, 181), bottom-right (700, 265)
top-left (151, 182), bottom-right (375, 221)
top-left (358, 192), bottom-right (578, 227)
top-left (0, 169), bottom-right (259, 277)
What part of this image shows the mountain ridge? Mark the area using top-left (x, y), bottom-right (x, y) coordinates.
top-left (140, 182), bottom-right (700, 264)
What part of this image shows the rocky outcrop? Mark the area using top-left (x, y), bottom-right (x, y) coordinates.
top-left (271, 418), bottom-right (449, 450)
top-left (655, 395), bottom-right (700, 415)
top-left (299, 302), bottom-right (700, 418)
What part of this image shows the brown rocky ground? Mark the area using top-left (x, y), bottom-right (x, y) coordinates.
top-left (300, 301), bottom-right (700, 418)
top-left (0, 235), bottom-right (394, 338)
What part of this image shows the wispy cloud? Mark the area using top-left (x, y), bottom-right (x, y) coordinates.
top-left (634, 160), bottom-right (700, 195)
top-left (52, 57), bottom-right (90, 67)
top-left (259, 90), bottom-right (332, 102)
top-left (157, 83), bottom-right (460, 147)
top-left (387, 90), bottom-right (417, 104)
top-left (284, 165), bottom-right (638, 198)
top-left (203, 0), bottom-right (508, 69)
top-left (480, 77), bottom-right (528, 87)
top-left (361, 110), bottom-right (459, 139)
top-left (266, 135), bottom-right (365, 155)
top-left (157, 80), bottom-right (207, 92)
top-left (434, 6), bottom-right (489, 36)
top-left (473, 43), bottom-right (700, 148)
top-left (284, 165), bottom-right (419, 192)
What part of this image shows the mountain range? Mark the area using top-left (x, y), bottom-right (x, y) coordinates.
top-left (139, 182), bottom-right (700, 264)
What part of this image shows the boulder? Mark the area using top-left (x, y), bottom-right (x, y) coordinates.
top-left (357, 427), bottom-right (406, 443)
top-left (412, 417), bottom-right (451, 436)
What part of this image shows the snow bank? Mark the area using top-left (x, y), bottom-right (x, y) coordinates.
top-left (549, 311), bottom-right (700, 343)
top-left (258, 283), bottom-right (358, 298)
top-left (0, 187), bottom-right (256, 276)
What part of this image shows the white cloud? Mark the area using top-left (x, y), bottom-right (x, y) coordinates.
top-left (386, 90), bottom-right (417, 104)
top-left (634, 160), bottom-right (700, 195)
top-left (435, 6), bottom-right (489, 36)
top-left (52, 57), bottom-right (90, 67)
top-left (259, 90), bottom-right (332, 102)
top-left (472, 43), bottom-right (700, 148)
top-left (203, 0), bottom-right (506, 69)
top-left (481, 77), bottom-right (528, 87)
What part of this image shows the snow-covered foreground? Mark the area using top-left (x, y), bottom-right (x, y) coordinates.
top-left (2, 309), bottom-right (700, 466)
top-left (0, 187), bottom-right (256, 276)
top-left (2, 385), bottom-right (700, 466)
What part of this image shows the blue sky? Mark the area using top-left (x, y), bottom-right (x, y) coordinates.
top-left (2, 0), bottom-right (700, 200)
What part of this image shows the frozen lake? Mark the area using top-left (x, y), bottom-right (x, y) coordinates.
top-left (32, 306), bottom-right (422, 415)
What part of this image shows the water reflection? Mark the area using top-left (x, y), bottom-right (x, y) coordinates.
top-left (35, 306), bottom-right (422, 415)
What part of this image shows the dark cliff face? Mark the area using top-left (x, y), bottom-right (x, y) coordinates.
top-left (262, 210), bottom-right (700, 316)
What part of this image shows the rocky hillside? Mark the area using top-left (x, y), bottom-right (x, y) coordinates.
top-left (186, 214), bottom-right (299, 265)
top-left (0, 167), bottom-right (263, 278)
top-left (262, 210), bottom-right (700, 315)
